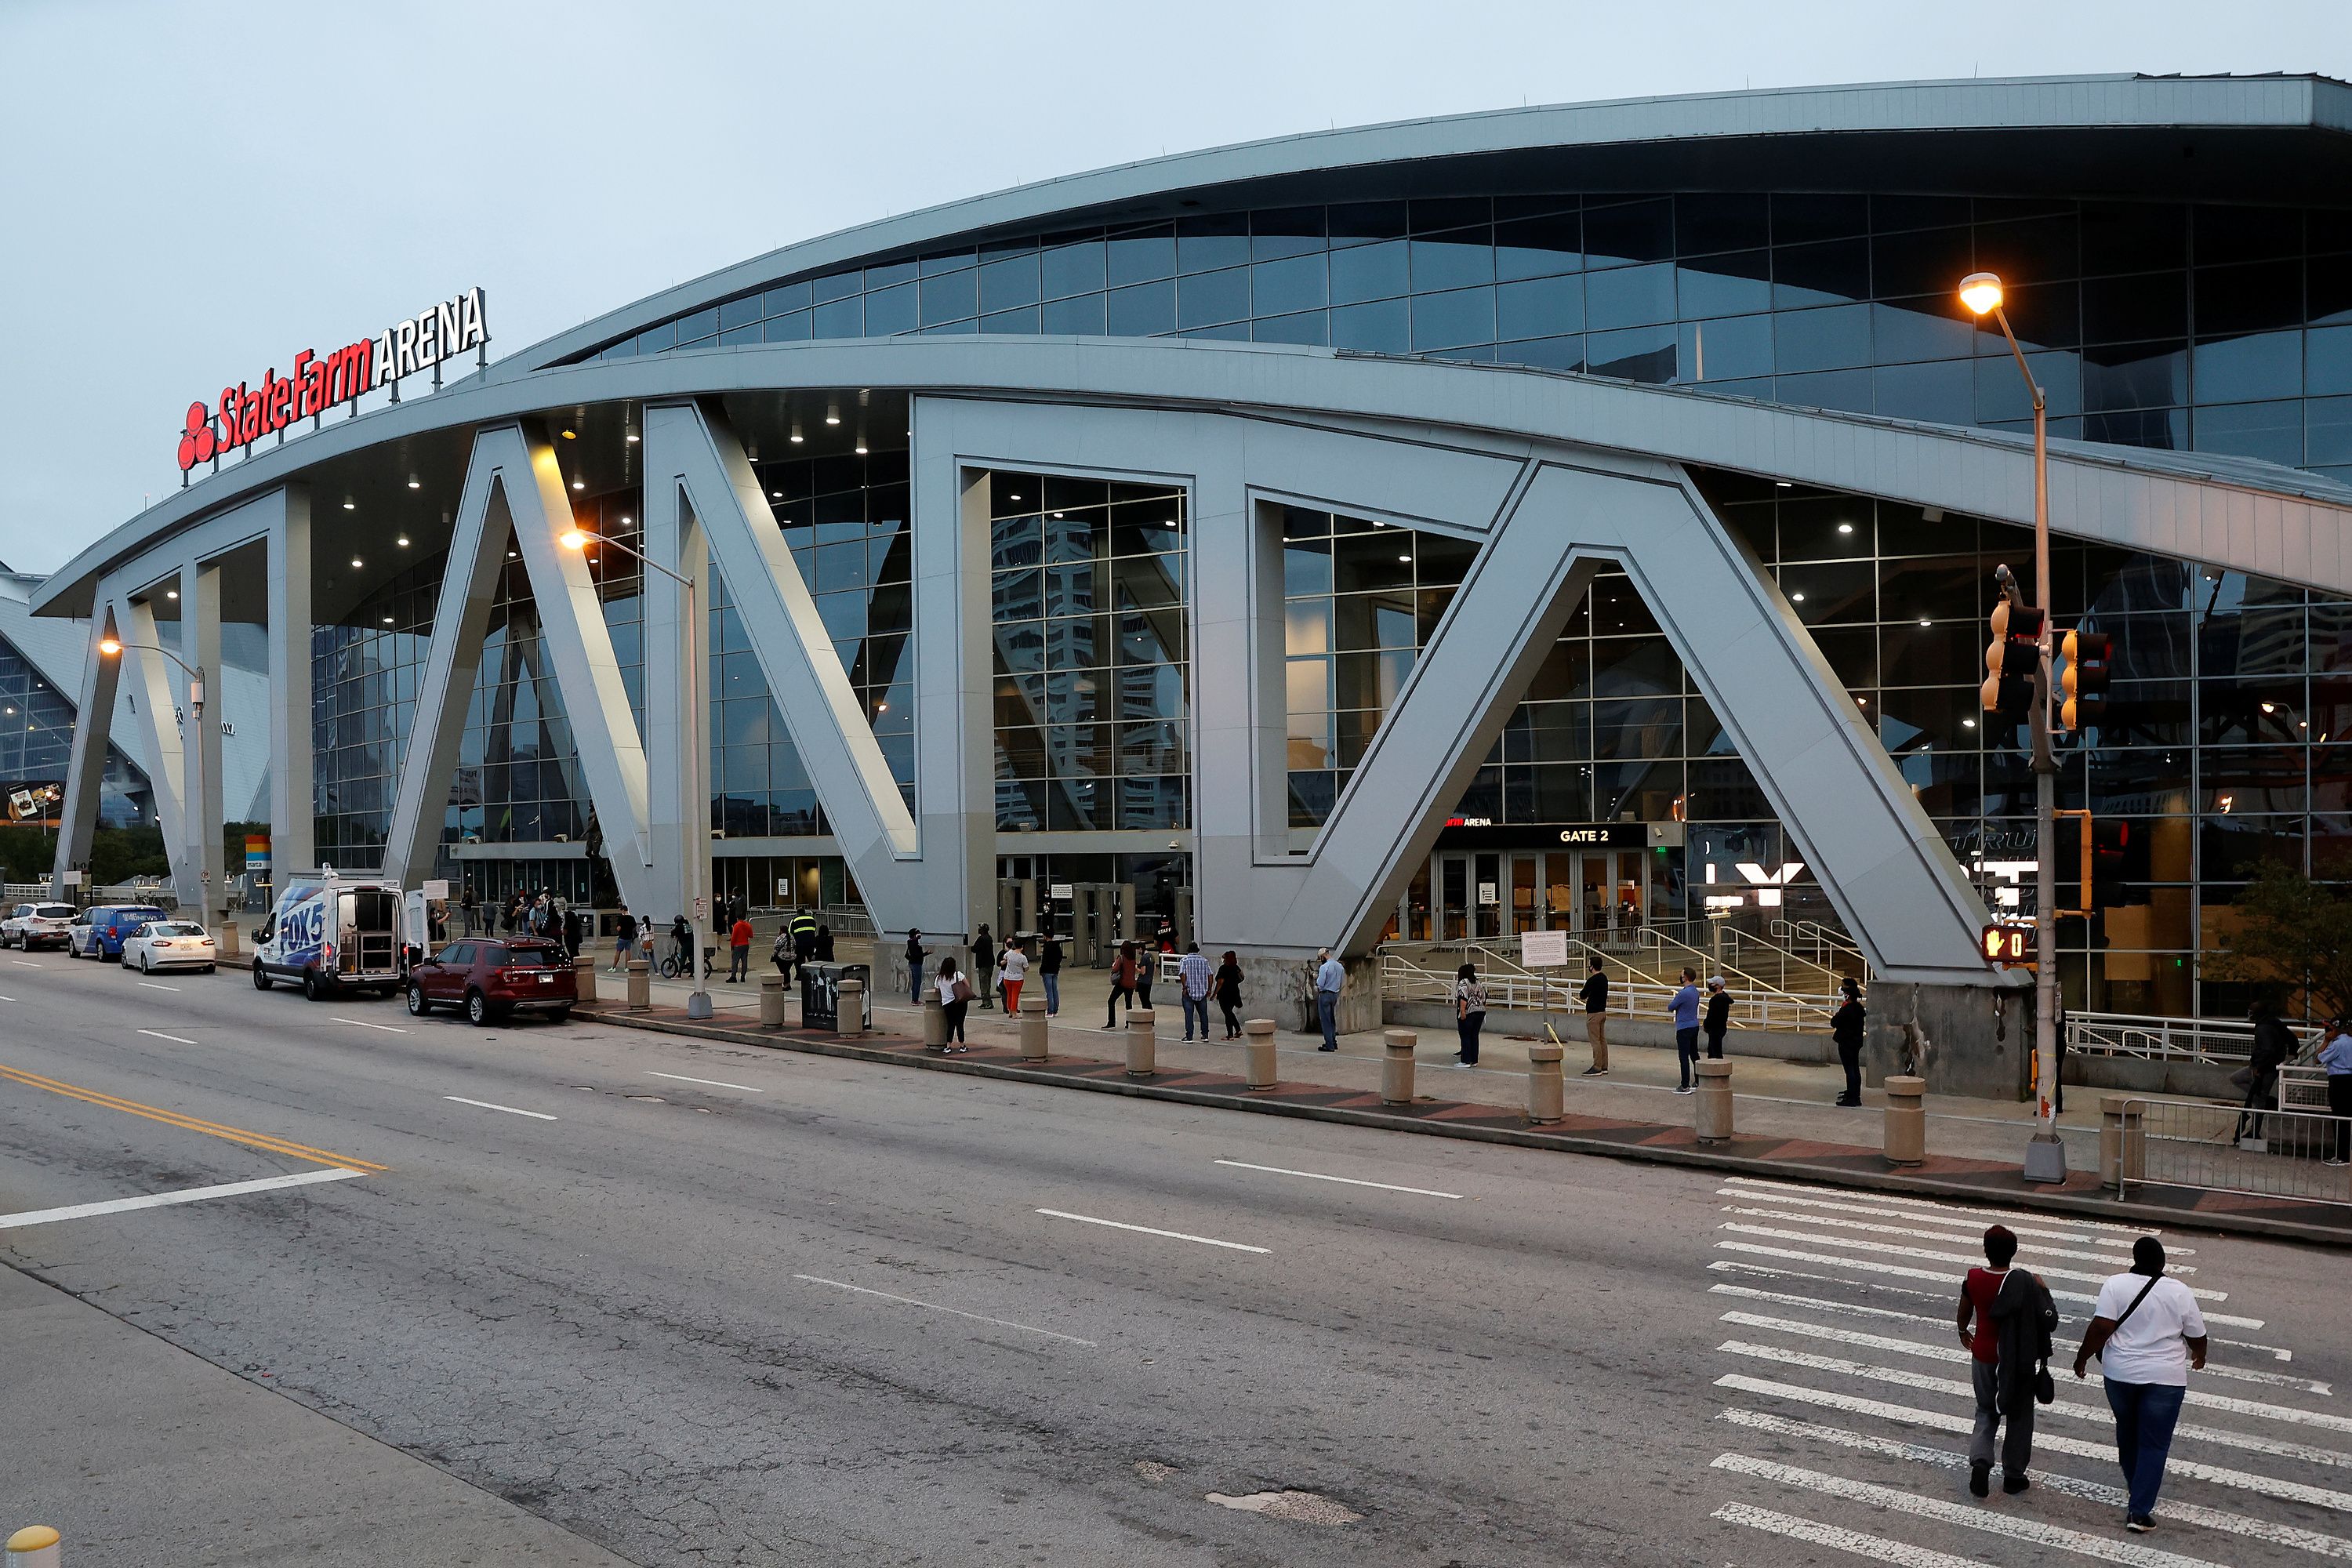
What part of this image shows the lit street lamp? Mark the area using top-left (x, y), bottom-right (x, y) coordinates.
top-left (1958, 270), bottom-right (2067, 1182)
top-left (560, 528), bottom-right (715, 1018)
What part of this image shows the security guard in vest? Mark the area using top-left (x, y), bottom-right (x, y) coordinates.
top-left (789, 908), bottom-right (819, 983)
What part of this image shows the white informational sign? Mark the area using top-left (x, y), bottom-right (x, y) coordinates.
top-left (777, 877), bottom-right (789, 897)
top-left (692, 895), bottom-right (707, 921)
top-left (422, 879), bottom-right (448, 900)
top-left (1477, 882), bottom-right (1499, 906)
top-left (64, 869), bottom-right (83, 886)
top-left (1519, 929), bottom-right (1570, 968)
top-left (1051, 884), bottom-right (1073, 900)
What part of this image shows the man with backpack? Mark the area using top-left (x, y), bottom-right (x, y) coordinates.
top-left (1955, 1225), bottom-right (2056, 1499)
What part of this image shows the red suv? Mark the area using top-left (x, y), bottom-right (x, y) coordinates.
top-left (405, 938), bottom-right (576, 1025)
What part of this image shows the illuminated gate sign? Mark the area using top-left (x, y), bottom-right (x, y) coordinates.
top-left (176, 287), bottom-right (488, 475)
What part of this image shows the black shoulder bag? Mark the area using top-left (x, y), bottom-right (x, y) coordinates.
top-left (2080, 1274), bottom-right (2164, 1400)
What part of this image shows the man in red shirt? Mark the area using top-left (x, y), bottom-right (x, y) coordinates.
top-left (727, 915), bottom-right (753, 982)
top-left (1956, 1224), bottom-right (2031, 1497)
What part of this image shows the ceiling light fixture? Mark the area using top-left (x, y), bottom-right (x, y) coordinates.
top-left (620, 516), bottom-right (632, 526)
top-left (1962, 717), bottom-right (1977, 728)
top-left (383, 615), bottom-right (394, 624)
top-left (626, 430), bottom-right (640, 444)
top-left (1918, 617), bottom-right (1931, 627)
top-left (855, 443), bottom-right (868, 456)
top-left (166, 589), bottom-right (179, 600)
top-left (343, 499), bottom-right (356, 511)
top-left (407, 477), bottom-right (421, 490)
top-left (350, 557), bottom-right (364, 568)
top-left (1790, 591), bottom-right (1806, 602)
top-left (397, 535), bottom-right (410, 547)
top-left (1776, 480), bottom-right (1792, 488)
top-left (572, 477), bottom-right (585, 490)
top-left (561, 429), bottom-right (576, 440)
top-left (1837, 522), bottom-right (1853, 534)
top-left (826, 413), bottom-right (840, 426)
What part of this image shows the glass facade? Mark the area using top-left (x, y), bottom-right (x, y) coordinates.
top-left (586, 193), bottom-right (2352, 483)
top-left (0, 629), bottom-right (150, 828)
top-left (988, 472), bottom-right (1189, 832)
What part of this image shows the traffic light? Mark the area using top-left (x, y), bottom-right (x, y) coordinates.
top-left (1980, 921), bottom-right (2034, 967)
top-left (2060, 630), bottom-right (2111, 731)
top-left (2054, 811), bottom-right (2132, 913)
top-left (1981, 599), bottom-right (2045, 722)
top-left (2090, 818), bottom-right (2130, 909)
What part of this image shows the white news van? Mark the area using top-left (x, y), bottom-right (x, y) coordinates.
top-left (252, 872), bottom-right (404, 1000)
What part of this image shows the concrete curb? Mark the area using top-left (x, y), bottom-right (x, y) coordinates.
top-left (577, 1003), bottom-right (2352, 1252)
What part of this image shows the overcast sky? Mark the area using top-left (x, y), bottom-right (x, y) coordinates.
top-left (1, 0), bottom-right (2343, 574)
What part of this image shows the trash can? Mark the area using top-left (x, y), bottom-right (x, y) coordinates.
top-left (799, 964), bottom-right (872, 1032)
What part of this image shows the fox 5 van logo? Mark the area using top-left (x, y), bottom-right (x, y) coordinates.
top-left (279, 897), bottom-right (328, 953)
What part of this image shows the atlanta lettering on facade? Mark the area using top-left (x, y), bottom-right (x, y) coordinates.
top-left (177, 287), bottom-right (488, 474)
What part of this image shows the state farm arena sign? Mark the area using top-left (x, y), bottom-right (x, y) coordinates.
top-left (177, 288), bottom-right (488, 471)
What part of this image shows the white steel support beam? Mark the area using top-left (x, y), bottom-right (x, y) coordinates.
top-left (116, 593), bottom-right (190, 904)
top-left (637, 433), bottom-right (710, 944)
top-left (180, 558), bottom-right (224, 919)
top-left (266, 485), bottom-right (316, 874)
top-left (49, 607), bottom-right (122, 897)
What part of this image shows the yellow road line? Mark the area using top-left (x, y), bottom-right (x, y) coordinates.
top-left (0, 1063), bottom-right (388, 1173)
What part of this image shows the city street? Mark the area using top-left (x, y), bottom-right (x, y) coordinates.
top-left (2, 949), bottom-right (2347, 1565)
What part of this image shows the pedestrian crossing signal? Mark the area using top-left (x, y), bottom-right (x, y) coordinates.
top-left (1980, 922), bottom-right (2034, 967)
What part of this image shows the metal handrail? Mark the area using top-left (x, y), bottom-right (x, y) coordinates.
top-left (1378, 951), bottom-right (1838, 1033)
top-left (2112, 1095), bottom-right (2351, 1205)
top-left (2065, 1009), bottom-right (2323, 1063)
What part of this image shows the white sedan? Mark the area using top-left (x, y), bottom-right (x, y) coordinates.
top-left (120, 921), bottom-right (218, 975)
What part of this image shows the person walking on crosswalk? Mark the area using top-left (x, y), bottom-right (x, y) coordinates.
top-left (1955, 1224), bottom-right (2054, 1499)
top-left (2074, 1236), bottom-right (2207, 1534)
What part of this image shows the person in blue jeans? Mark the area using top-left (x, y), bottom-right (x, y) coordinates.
top-left (1669, 967), bottom-right (1701, 1093)
top-left (1039, 935), bottom-right (1062, 1017)
top-left (2074, 1236), bottom-right (2207, 1534)
top-left (1178, 942), bottom-right (1214, 1041)
top-left (1314, 947), bottom-right (1345, 1051)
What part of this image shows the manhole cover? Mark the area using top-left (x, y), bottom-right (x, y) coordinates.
top-left (1204, 1490), bottom-right (1361, 1526)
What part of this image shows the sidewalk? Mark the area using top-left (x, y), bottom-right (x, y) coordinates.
top-left (587, 971), bottom-right (2352, 1249)
top-left (0, 1261), bottom-right (633, 1566)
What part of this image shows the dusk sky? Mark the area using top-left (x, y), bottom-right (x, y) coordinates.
top-left (2, 0), bottom-right (2343, 572)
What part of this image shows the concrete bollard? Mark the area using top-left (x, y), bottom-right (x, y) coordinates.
top-left (923, 996), bottom-right (947, 1050)
top-left (6, 1526), bottom-right (61, 1568)
top-left (836, 978), bottom-right (865, 1036)
top-left (1381, 1029), bottom-right (1417, 1105)
top-left (2099, 1096), bottom-right (2147, 1191)
top-left (1241, 1018), bottom-right (1278, 1090)
top-left (1882, 1074), bottom-right (1926, 1167)
top-left (1126, 1006), bottom-right (1157, 1078)
top-left (573, 956), bottom-right (598, 1004)
top-left (1526, 1040), bottom-right (1565, 1124)
top-left (759, 971), bottom-right (788, 1029)
top-left (1695, 1058), bottom-right (1734, 1144)
top-left (214, 921), bottom-right (241, 960)
top-left (626, 957), bottom-right (651, 1011)
top-left (1018, 981), bottom-right (1049, 1062)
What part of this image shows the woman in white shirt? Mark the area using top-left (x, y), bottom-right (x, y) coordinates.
top-left (935, 956), bottom-right (971, 1052)
top-left (2071, 1236), bottom-right (2207, 1534)
top-left (997, 939), bottom-right (1028, 1014)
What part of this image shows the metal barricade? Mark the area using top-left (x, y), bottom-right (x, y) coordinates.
top-left (2116, 1096), bottom-right (2352, 1204)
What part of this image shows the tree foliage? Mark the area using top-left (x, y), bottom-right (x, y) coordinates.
top-left (2205, 856), bottom-right (2352, 1022)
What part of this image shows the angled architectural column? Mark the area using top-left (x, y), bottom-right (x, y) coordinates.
top-left (637, 426), bottom-right (710, 938)
top-left (266, 485), bottom-right (317, 874)
top-left (643, 400), bottom-right (945, 931)
top-left (114, 593), bottom-right (191, 908)
top-left (180, 558), bottom-right (225, 918)
top-left (382, 423), bottom-right (654, 911)
top-left (49, 606), bottom-right (122, 896)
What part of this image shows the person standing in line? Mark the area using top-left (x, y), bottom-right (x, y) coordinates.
top-left (610, 909), bottom-right (636, 973)
top-left (1703, 975), bottom-right (1732, 1059)
top-left (1833, 976), bottom-right (1867, 1106)
top-left (1039, 933), bottom-right (1062, 1015)
top-left (815, 923), bottom-right (833, 962)
top-left (1313, 947), bottom-right (1345, 1052)
top-left (1669, 967), bottom-right (1702, 1094)
top-left (771, 924), bottom-right (793, 978)
top-left (2074, 1236), bottom-right (2207, 1534)
top-left (1177, 942), bottom-right (1213, 1041)
top-left (2321, 1017), bottom-right (2352, 1167)
top-left (935, 956), bottom-right (971, 1052)
top-left (971, 924), bottom-right (996, 1009)
top-left (904, 928), bottom-right (926, 1004)
top-left (1454, 962), bottom-right (1487, 1065)
top-left (1135, 938), bottom-right (1156, 1010)
top-left (727, 913), bottom-right (753, 982)
top-left (459, 881), bottom-right (478, 937)
top-left (1214, 950), bottom-right (1244, 1040)
top-left (1577, 955), bottom-right (1610, 1076)
top-left (1103, 941), bottom-right (1140, 1029)
top-left (999, 936), bottom-right (1028, 1014)
top-left (2237, 1000), bottom-right (2294, 1142)
top-left (1957, 1225), bottom-right (2053, 1498)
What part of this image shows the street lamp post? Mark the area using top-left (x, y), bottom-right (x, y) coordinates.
top-left (1959, 272), bottom-right (2067, 1182)
top-left (96, 634), bottom-right (209, 921)
top-left (561, 528), bottom-right (714, 1018)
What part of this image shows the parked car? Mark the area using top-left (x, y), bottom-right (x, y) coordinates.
top-left (120, 920), bottom-right (218, 975)
top-left (1, 902), bottom-right (77, 949)
top-left (405, 938), bottom-right (576, 1025)
top-left (70, 904), bottom-right (171, 961)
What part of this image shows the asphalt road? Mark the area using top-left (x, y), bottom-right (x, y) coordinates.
top-left (1, 949), bottom-right (2346, 1567)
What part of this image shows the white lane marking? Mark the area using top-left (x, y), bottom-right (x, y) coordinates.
top-left (1706, 1284), bottom-right (2325, 1393)
top-left (1034, 1208), bottom-right (1269, 1254)
top-left (1720, 1374), bottom-right (2352, 1515)
top-left (1214, 1159), bottom-right (1463, 1200)
top-left (9, 960), bottom-right (40, 968)
top-left (1706, 1258), bottom-right (2282, 1350)
top-left (1722, 1204), bottom-right (2198, 1271)
top-left (332, 1016), bottom-right (408, 1033)
top-left (1723, 1312), bottom-right (2341, 1416)
top-left (1715, 1185), bottom-right (2176, 1250)
top-left (648, 1071), bottom-right (763, 1093)
top-left (136, 981), bottom-right (181, 992)
top-left (136, 1029), bottom-right (198, 1045)
top-left (1719, 1225), bottom-right (2229, 1302)
top-left (1717, 1341), bottom-right (2352, 1470)
top-left (443, 1095), bottom-right (559, 1121)
top-left (794, 1274), bottom-right (1095, 1346)
top-left (0, 995), bottom-right (15, 1002)
top-left (1721, 1174), bottom-right (2159, 1239)
top-left (1720, 1406), bottom-right (2352, 1560)
top-left (0, 1167), bottom-right (367, 1229)
top-left (1712, 1451), bottom-right (2230, 1568)
top-left (1711, 1500), bottom-right (1986, 1568)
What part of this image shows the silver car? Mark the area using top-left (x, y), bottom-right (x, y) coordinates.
top-left (2, 902), bottom-right (77, 950)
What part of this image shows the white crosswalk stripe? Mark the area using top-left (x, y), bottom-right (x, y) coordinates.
top-left (1722, 1203), bottom-right (2201, 1271)
top-left (1712, 1500), bottom-right (1993, 1566)
top-left (1720, 1222), bottom-right (2227, 1298)
top-left (1711, 1240), bottom-right (2270, 1329)
top-left (1719, 1175), bottom-right (2163, 1240)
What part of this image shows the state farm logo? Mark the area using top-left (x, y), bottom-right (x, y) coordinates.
top-left (177, 402), bottom-right (217, 470)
